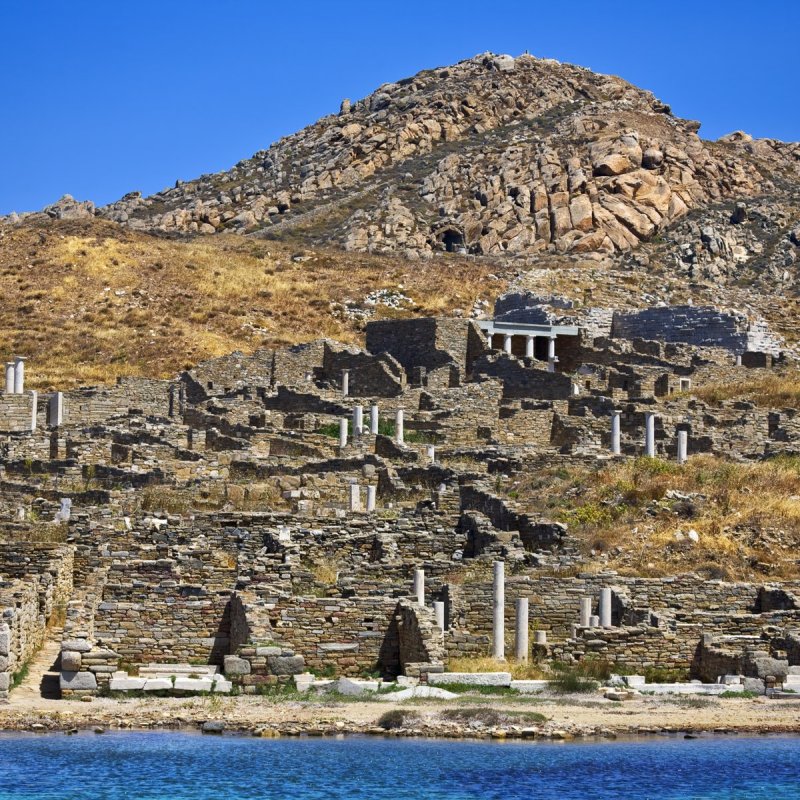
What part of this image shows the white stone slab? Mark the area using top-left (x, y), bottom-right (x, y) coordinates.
top-left (143, 678), bottom-right (173, 691)
top-left (428, 672), bottom-right (512, 687)
top-left (509, 679), bottom-right (549, 693)
top-left (378, 685), bottom-right (458, 702)
top-left (174, 677), bottom-right (214, 692)
top-left (109, 676), bottom-right (147, 691)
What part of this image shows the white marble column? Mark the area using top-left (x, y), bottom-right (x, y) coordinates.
top-left (611, 410), bottom-right (621, 455)
top-left (645, 412), bottom-right (656, 457)
top-left (600, 587), bottom-right (612, 628)
top-left (492, 560), bottom-right (505, 660)
top-left (547, 335), bottom-right (556, 361)
top-left (348, 484), bottom-right (361, 512)
top-left (515, 597), bottom-right (529, 662)
top-left (370, 404), bottom-right (379, 435)
top-left (366, 485), bottom-right (376, 513)
top-left (352, 405), bottom-right (363, 437)
top-left (5, 363), bottom-right (14, 394)
top-left (580, 597), bottom-right (592, 627)
top-left (503, 334), bottom-right (512, 355)
top-left (677, 430), bottom-right (688, 464)
top-left (341, 369), bottom-right (350, 397)
top-left (338, 417), bottom-right (348, 449)
top-left (395, 409), bottom-right (404, 445)
top-left (434, 601), bottom-right (446, 632)
top-left (525, 335), bottom-right (535, 358)
top-left (426, 444), bottom-right (435, 463)
top-left (13, 357), bottom-right (25, 395)
top-left (49, 392), bottom-right (64, 427)
top-left (29, 390), bottom-right (37, 431)
top-left (413, 568), bottom-right (425, 606)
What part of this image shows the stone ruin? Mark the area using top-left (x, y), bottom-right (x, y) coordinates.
top-left (1, 303), bottom-right (799, 699)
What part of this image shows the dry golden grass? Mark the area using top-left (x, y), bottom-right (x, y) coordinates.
top-left (689, 372), bottom-right (800, 408)
top-left (446, 656), bottom-right (547, 680)
top-left (513, 455), bottom-right (800, 580)
top-left (1, 217), bottom-right (507, 390)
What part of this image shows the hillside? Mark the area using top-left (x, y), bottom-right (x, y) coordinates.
top-left (0, 218), bottom-right (505, 390)
top-left (2, 51), bottom-right (800, 385)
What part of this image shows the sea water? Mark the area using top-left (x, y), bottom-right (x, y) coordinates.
top-left (0, 732), bottom-right (798, 799)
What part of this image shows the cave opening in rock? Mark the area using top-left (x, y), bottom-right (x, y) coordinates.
top-left (441, 229), bottom-right (465, 253)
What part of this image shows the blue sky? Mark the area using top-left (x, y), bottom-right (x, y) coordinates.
top-left (1, 0), bottom-right (797, 215)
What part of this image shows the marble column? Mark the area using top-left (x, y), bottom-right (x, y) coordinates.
top-left (395, 409), bottom-right (404, 445)
top-left (677, 430), bottom-right (688, 464)
top-left (611, 410), bottom-right (622, 455)
top-left (370, 404), bottom-right (379, 435)
top-left (600, 587), bottom-right (612, 628)
top-left (493, 561), bottom-right (505, 660)
top-left (413, 568), bottom-right (425, 607)
top-left (515, 598), bottom-right (529, 662)
top-left (645, 412), bottom-right (656, 457)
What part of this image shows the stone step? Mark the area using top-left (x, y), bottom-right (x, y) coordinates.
top-left (138, 663), bottom-right (219, 677)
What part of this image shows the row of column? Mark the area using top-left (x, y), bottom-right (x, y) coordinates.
top-left (610, 410), bottom-right (689, 463)
top-left (411, 562), bottom-right (547, 660)
top-left (338, 407), bottom-right (435, 460)
top-left (4, 357), bottom-right (25, 394)
top-left (578, 588), bottom-right (614, 629)
top-left (348, 484), bottom-right (377, 513)
top-left (488, 332), bottom-right (558, 372)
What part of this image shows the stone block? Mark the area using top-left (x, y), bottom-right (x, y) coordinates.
top-left (60, 671), bottom-right (98, 691)
top-left (174, 677), bottom-right (214, 692)
top-left (224, 655), bottom-right (251, 676)
top-left (0, 673), bottom-right (9, 692)
top-left (335, 678), bottom-right (380, 696)
top-left (143, 678), bottom-right (173, 691)
top-left (61, 651), bottom-right (82, 671)
top-left (109, 676), bottom-right (147, 691)
top-left (62, 639), bottom-right (93, 653)
top-left (255, 646), bottom-right (283, 657)
top-left (428, 671), bottom-right (511, 687)
top-left (212, 678), bottom-right (232, 694)
top-left (509, 679), bottom-right (549, 693)
top-left (267, 655), bottom-right (305, 676)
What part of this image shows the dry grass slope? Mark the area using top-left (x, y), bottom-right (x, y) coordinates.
top-left (512, 455), bottom-right (800, 580)
top-left (0, 218), bottom-right (506, 390)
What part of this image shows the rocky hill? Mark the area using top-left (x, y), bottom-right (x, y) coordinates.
top-left (86, 51), bottom-right (800, 261)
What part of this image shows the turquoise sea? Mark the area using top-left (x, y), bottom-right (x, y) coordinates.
top-left (0, 732), bottom-right (798, 799)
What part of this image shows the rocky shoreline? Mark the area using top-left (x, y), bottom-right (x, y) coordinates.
top-left (2, 694), bottom-right (799, 741)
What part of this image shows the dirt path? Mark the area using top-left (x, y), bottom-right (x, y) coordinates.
top-left (12, 630), bottom-right (62, 701)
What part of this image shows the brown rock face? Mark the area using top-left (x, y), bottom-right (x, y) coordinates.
top-left (82, 52), bottom-right (798, 259)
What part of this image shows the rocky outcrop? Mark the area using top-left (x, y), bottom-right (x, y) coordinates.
top-left (83, 52), bottom-right (794, 258)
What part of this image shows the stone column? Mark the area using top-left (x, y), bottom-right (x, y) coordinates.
top-left (503, 334), bottom-right (512, 355)
top-left (395, 409), bottom-right (404, 445)
top-left (534, 631), bottom-right (547, 645)
top-left (352, 405), bottom-right (363, 437)
top-left (589, 615), bottom-right (600, 628)
top-left (434, 601), bottom-right (446, 632)
top-left (338, 418), bottom-right (348, 449)
top-left (580, 597), bottom-right (592, 627)
top-left (413, 568), bottom-right (425, 606)
top-left (677, 430), bottom-right (688, 464)
top-left (426, 444), bottom-right (435, 463)
top-left (348, 484), bottom-right (362, 513)
top-left (370, 404), bottom-right (379, 435)
top-left (547, 356), bottom-right (558, 373)
top-left (4, 363), bottom-right (14, 394)
top-left (547, 335), bottom-right (556, 361)
top-left (341, 369), bottom-right (350, 397)
top-left (49, 392), bottom-right (64, 427)
top-left (13, 357), bottom-right (25, 395)
top-left (599, 587), bottom-right (612, 628)
top-left (366, 485), bottom-right (376, 513)
top-left (644, 412), bottom-right (656, 457)
top-left (29, 390), bottom-right (37, 432)
top-left (486, 330), bottom-right (493, 349)
top-left (492, 560), bottom-right (505, 660)
top-left (735, 354), bottom-right (742, 367)
top-left (514, 597), bottom-right (529, 662)
top-left (525, 335), bottom-right (535, 358)
top-left (611, 410), bottom-right (621, 455)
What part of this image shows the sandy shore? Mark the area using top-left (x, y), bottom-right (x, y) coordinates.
top-left (1, 690), bottom-right (799, 739)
